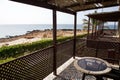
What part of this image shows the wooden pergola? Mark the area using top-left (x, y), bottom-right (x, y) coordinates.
top-left (87, 11), bottom-right (120, 39)
top-left (87, 11), bottom-right (120, 21)
top-left (10, 0), bottom-right (120, 75)
top-left (86, 11), bottom-right (120, 58)
top-left (11, 0), bottom-right (119, 14)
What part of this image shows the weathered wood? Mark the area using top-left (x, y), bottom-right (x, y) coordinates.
top-left (73, 13), bottom-right (77, 59)
top-left (10, 0), bottom-right (118, 13)
top-left (63, 0), bottom-right (116, 9)
top-left (0, 39), bottom-right (74, 80)
top-left (10, 0), bottom-right (75, 15)
top-left (0, 46), bottom-right (54, 80)
top-left (53, 9), bottom-right (57, 75)
top-left (87, 17), bottom-right (90, 39)
top-left (75, 3), bottom-right (118, 12)
top-left (87, 11), bottom-right (120, 21)
top-left (95, 20), bottom-right (97, 38)
top-left (118, 19), bottom-right (120, 41)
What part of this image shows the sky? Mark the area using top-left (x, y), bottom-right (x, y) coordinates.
top-left (0, 0), bottom-right (119, 25)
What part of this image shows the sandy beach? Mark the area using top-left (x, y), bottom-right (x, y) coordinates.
top-left (0, 29), bottom-right (87, 47)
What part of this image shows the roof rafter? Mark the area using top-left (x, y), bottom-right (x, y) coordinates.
top-left (62, 0), bottom-right (112, 8)
top-left (10, 0), bottom-right (76, 15)
top-left (10, 0), bottom-right (119, 13)
top-left (74, 0), bottom-right (119, 12)
top-left (87, 11), bottom-right (120, 21)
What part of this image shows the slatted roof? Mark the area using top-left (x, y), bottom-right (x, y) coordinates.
top-left (87, 11), bottom-right (120, 21)
top-left (10, 0), bottom-right (120, 15)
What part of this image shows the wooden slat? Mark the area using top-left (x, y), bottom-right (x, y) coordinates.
top-left (87, 11), bottom-right (120, 21)
top-left (10, 0), bottom-right (75, 15)
top-left (10, 0), bottom-right (119, 13)
top-left (72, 0), bottom-right (119, 11)
top-left (0, 46), bottom-right (54, 80)
top-left (0, 39), bottom-right (74, 79)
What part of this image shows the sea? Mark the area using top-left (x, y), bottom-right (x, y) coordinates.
top-left (0, 24), bottom-right (117, 38)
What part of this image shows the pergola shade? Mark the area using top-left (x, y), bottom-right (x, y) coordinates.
top-left (10, 0), bottom-right (119, 14)
top-left (87, 11), bottom-right (120, 21)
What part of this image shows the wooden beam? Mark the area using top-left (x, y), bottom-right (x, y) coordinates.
top-left (10, 0), bottom-right (75, 15)
top-left (63, 3), bottom-right (80, 8)
top-left (75, 4), bottom-right (119, 12)
top-left (62, 0), bottom-right (113, 8)
top-left (73, 13), bottom-right (77, 59)
top-left (53, 9), bottom-right (57, 75)
top-left (87, 11), bottom-right (120, 21)
top-left (87, 17), bottom-right (90, 39)
top-left (84, 0), bottom-right (109, 5)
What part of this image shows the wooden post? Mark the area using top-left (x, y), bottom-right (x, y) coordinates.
top-left (97, 21), bottom-right (100, 36)
top-left (119, 19), bottom-right (120, 53)
top-left (118, 1), bottom-right (120, 67)
top-left (95, 20), bottom-right (97, 39)
top-left (114, 22), bottom-right (116, 34)
top-left (53, 9), bottom-right (57, 75)
top-left (73, 13), bottom-right (77, 59)
top-left (87, 17), bottom-right (90, 39)
top-left (117, 0), bottom-right (120, 38)
top-left (91, 21), bottom-right (94, 39)
top-left (117, 0), bottom-right (120, 6)
top-left (101, 22), bottom-right (104, 34)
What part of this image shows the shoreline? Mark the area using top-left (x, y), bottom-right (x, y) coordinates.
top-left (0, 29), bottom-right (87, 47)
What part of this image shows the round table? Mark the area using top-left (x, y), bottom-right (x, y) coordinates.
top-left (74, 57), bottom-right (111, 80)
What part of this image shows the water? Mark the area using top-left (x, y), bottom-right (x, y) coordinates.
top-left (0, 24), bottom-right (115, 38)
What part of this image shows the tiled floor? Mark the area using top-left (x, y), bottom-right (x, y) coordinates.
top-left (54, 62), bottom-right (97, 80)
top-left (53, 62), bottom-right (116, 80)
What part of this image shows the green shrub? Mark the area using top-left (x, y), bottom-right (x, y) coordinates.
top-left (0, 34), bottom-right (87, 59)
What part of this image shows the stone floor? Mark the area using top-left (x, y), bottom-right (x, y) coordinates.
top-left (53, 62), bottom-right (115, 80)
top-left (54, 62), bottom-right (97, 80)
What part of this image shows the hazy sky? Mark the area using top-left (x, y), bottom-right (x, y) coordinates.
top-left (0, 0), bottom-right (119, 24)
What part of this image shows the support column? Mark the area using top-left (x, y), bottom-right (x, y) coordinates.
top-left (53, 9), bottom-right (57, 75)
top-left (87, 17), bottom-right (90, 39)
top-left (73, 13), bottom-right (77, 59)
top-left (119, 20), bottom-right (120, 69)
top-left (117, 0), bottom-right (120, 5)
top-left (95, 20), bottom-right (97, 39)
top-left (118, 1), bottom-right (120, 67)
top-left (119, 19), bottom-right (120, 53)
top-left (114, 22), bottom-right (116, 34)
top-left (91, 21), bottom-right (94, 39)
top-left (101, 22), bottom-right (104, 34)
top-left (97, 21), bottom-right (101, 36)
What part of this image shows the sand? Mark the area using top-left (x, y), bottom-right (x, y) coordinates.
top-left (0, 38), bottom-right (41, 47)
top-left (0, 30), bottom-right (87, 47)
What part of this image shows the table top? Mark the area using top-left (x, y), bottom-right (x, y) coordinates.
top-left (74, 57), bottom-right (111, 75)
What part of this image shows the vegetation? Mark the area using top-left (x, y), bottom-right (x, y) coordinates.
top-left (82, 11), bottom-right (102, 31)
top-left (82, 19), bottom-right (89, 31)
top-left (0, 34), bottom-right (87, 64)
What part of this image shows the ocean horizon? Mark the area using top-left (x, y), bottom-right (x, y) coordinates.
top-left (0, 24), bottom-right (117, 38)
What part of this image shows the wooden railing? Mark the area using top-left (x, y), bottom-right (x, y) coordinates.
top-left (87, 39), bottom-right (120, 50)
top-left (0, 46), bottom-right (54, 80)
top-left (0, 38), bottom-right (119, 79)
top-left (0, 39), bottom-right (75, 80)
